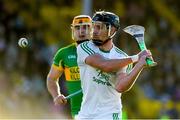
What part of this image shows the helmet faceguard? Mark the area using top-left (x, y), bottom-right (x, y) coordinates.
top-left (92, 11), bottom-right (120, 46)
top-left (71, 15), bottom-right (92, 44)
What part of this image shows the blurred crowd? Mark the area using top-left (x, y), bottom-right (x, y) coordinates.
top-left (0, 0), bottom-right (180, 119)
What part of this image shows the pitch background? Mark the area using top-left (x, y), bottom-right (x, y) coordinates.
top-left (0, 0), bottom-right (180, 119)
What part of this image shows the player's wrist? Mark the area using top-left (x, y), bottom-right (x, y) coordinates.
top-left (53, 94), bottom-right (61, 102)
top-left (131, 54), bottom-right (139, 63)
top-left (136, 60), bottom-right (146, 68)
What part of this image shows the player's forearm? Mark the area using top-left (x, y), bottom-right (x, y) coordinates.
top-left (47, 77), bottom-right (61, 99)
top-left (101, 58), bottom-right (133, 72)
top-left (115, 62), bottom-right (144, 93)
top-left (100, 55), bottom-right (139, 72)
top-left (86, 54), bottom-right (134, 73)
top-left (87, 56), bottom-right (132, 73)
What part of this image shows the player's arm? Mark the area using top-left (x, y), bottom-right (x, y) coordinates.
top-left (115, 50), bottom-right (152, 93)
top-left (85, 49), bottom-right (151, 72)
top-left (47, 65), bottom-right (67, 105)
top-left (78, 42), bottom-right (147, 73)
top-left (85, 54), bottom-right (134, 73)
top-left (77, 42), bottom-right (135, 72)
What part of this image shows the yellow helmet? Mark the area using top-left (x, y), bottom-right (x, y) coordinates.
top-left (71, 15), bottom-right (92, 43)
top-left (72, 15), bottom-right (92, 26)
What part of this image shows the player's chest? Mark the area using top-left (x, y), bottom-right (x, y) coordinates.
top-left (63, 52), bottom-right (78, 67)
top-left (98, 51), bottom-right (121, 59)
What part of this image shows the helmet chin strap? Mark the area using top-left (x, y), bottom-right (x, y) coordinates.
top-left (92, 31), bottom-right (117, 46)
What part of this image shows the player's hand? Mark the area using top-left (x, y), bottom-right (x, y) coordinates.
top-left (53, 94), bottom-right (67, 105)
top-left (138, 50), bottom-right (152, 66)
top-left (138, 50), bottom-right (152, 58)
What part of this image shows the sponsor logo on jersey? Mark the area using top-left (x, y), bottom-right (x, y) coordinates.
top-left (92, 69), bottom-right (112, 86)
top-left (68, 55), bottom-right (76, 59)
top-left (65, 67), bottom-right (80, 81)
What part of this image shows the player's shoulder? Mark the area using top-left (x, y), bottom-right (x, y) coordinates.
top-left (62, 43), bottom-right (76, 50)
top-left (114, 46), bottom-right (129, 57)
top-left (77, 41), bottom-right (96, 54)
top-left (78, 40), bottom-right (95, 49)
top-left (57, 43), bottom-right (76, 53)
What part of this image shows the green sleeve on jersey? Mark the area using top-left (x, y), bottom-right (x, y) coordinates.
top-left (53, 49), bottom-right (64, 68)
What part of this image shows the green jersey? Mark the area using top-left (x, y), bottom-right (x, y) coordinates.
top-left (53, 43), bottom-right (82, 117)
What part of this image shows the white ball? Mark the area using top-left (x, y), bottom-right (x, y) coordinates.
top-left (18, 38), bottom-right (28, 48)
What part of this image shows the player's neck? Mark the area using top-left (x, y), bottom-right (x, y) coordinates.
top-left (99, 39), bottom-right (113, 51)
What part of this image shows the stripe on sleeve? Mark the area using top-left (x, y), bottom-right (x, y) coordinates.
top-left (80, 42), bottom-right (95, 55)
